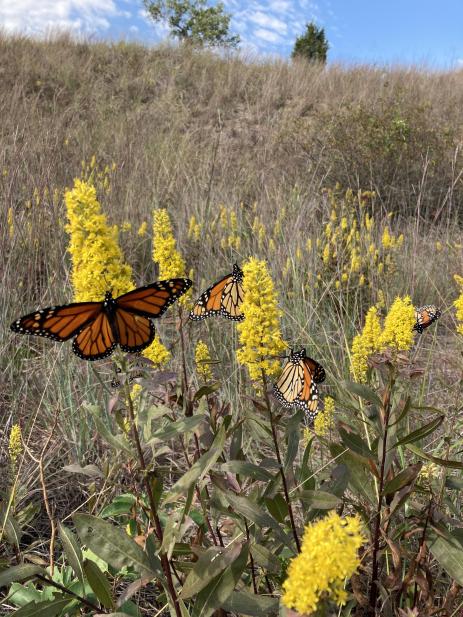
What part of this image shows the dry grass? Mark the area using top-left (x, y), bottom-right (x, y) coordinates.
top-left (2, 33), bottom-right (463, 616)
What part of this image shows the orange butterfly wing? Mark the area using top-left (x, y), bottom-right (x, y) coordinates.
top-left (116, 279), bottom-right (192, 317)
top-left (73, 311), bottom-right (117, 360)
top-left (190, 264), bottom-right (244, 322)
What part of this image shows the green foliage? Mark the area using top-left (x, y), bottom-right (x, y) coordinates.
top-left (292, 22), bottom-right (328, 63)
top-left (144, 0), bottom-right (240, 47)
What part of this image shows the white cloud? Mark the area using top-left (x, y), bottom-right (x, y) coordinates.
top-left (254, 27), bottom-right (283, 44)
top-left (0, 0), bottom-right (119, 35)
top-left (248, 11), bottom-right (287, 34)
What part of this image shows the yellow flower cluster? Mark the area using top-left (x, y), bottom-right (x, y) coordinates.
top-left (188, 215), bottom-right (202, 241)
top-left (318, 188), bottom-right (403, 290)
top-left (80, 156), bottom-right (114, 195)
top-left (143, 334), bottom-right (171, 368)
top-left (195, 340), bottom-right (212, 381)
top-left (219, 205), bottom-right (241, 251)
top-left (8, 207), bottom-right (14, 239)
top-left (419, 462), bottom-right (440, 487)
top-left (454, 275), bottom-right (463, 335)
top-left (152, 209), bottom-right (186, 279)
top-left (378, 295), bottom-right (415, 351)
top-left (65, 179), bottom-right (134, 301)
top-left (314, 396), bottom-right (335, 436)
top-left (282, 512), bottom-right (365, 614)
top-left (9, 424), bottom-right (22, 465)
top-left (351, 297), bottom-right (416, 382)
top-left (236, 258), bottom-right (286, 380)
top-left (137, 221), bottom-right (148, 237)
top-left (351, 306), bottom-right (382, 382)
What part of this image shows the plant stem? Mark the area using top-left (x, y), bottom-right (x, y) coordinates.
top-left (125, 383), bottom-right (182, 617)
top-left (368, 379), bottom-right (393, 613)
top-left (35, 573), bottom-right (102, 613)
top-left (261, 370), bottom-right (301, 553)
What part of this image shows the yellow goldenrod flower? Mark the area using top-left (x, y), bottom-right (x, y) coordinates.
top-left (379, 296), bottom-right (415, 352)
top-left (65, 179), bottom-right (133, 301)
top-left (454, 275), bottom-right (463, 335)
top-left (330, 208), bottom-right (337, 222)
top-left (322, 243), bottom-right (330, 264)
top-left (382, 227), bottom-right (392, 249)
top-left (435, 241), bottom-right (443, 252)
top-left (121, 221), bottom-right (132, 232)
top-left (219, 205), bottom-right (228, 229)
top-left (295, 247), bottom-right (303, 261)
top-left (269, 239), bottom-right (276, 252)
top-left (138, 221), bottom-right (148, 237)
top-left (359, 274), bottom-right (365, 286)
top-left (143, 335), bottom-right (171, 368)
top-left (188, 215), bottom-right (202, 241)
top-left (229, 212), bottom-right (238, 233)
top-left (8, 207), bottom-right (14, 239)
top-left (351, 306), bottom-right (382, 382)
top-left (9, 424), bottom-right (22, 465)
top-left (306, 238), bottom-right (312, 252)
top-left (314, 396), bottom-right (335, 437)
top-left (341, 272), bottom-right (348, 283)
top-left (195, 340), bottom-right (212, 381)
top-left (152, 209), bottom-right (186, 279)
top-left (419, 462), bottom-right (439, 486)
top-left (396, 233), bottom-right (404, 247)
top-left (341, 217), bottom-right (348, 231)
top-left (236, 258), bottom-right (286, 380)
top-left (282, 512), bottom-right (365, 615)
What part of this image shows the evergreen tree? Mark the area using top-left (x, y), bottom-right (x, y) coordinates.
top-left (144, 0), bottom-right (240, 48)
top-left (292, 22), bottom-right (328, 64)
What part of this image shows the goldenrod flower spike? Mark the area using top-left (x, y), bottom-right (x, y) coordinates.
top-left (350, 306), bottom-right (382, 382)
top-left (152, 209), bottom-right (186, 279)
top-left (282, 512), bottom-right (365, 614)
top-left (454, 275), bottom-right (463, 335)
top-left (65, 179), bottom-right (133, 301)
top-left (314, 396), bottom-right (335, 436)
top-left (379, 295), bottom-right (415, 352)
top-left (9, 424), bottom-right (22, 466)
top-left (195, 340), bottom-right (212, 381)
top-left (143, 335), bottom-right (171, 368)
top-left (236, 258), bottom-right (286, 380)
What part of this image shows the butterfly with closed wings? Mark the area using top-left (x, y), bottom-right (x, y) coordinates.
top-left (273, 348), bottom-right (326, 422)
top-left (189, 263), bottom-right (244, 322)
top-left (413, 304), bottom-right (441, 334)
top-left (10, 278), bottom-right (192, 361)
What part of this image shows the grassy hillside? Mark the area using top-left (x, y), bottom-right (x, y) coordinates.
top-left (1, 35), bottom-right (463, 616)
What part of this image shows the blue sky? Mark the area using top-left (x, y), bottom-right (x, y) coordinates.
top-left (1, 0), bottom-right (463, 68)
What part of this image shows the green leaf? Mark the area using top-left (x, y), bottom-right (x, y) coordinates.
top-left (148, 415), bottom-right (206, 444)
top-left (12, 597), bottom-right (71, 617)
top-left (194, 384), bottom-right (220, 401)
top-left (265, 494), bottom-right (288, 523)
top-left (339, 427), bottom-right (373, 458)
top-left (394, 416), bottom-right (444, 448)
top-left (299, 490), bottom-right (341, 510)
top-left (329, 443), bottom-right (375, 503)
top-left (100, 494), bottom-right (137, 518)
top-left (191, 543), bottom-right (249, 617)
top-left (0, 503), bottom-right (22, 546)
top-left (429, 533), bottom-right (463, 585)
top-left (221, 491), bottom-right (292, 547)
top-left (86, 404), bottom-right (134, 455)
top-left (181, 543), bottom-right (242, 599)
top-left (58, 523), bottom-right (84, 587)
top-left (222, 590), bottom-right (279, 616)
top-left (73, 514), bottom-right (154, 577)
top-left (343, 381), bottom-right (383, 408)
top-left (83, 559), bottom-right (114, 609)
top-left (250, 544), bottom-right (280, 574)
top-left (219, 461), bottom-right (273, 482)
top-left (0, 565), bottom-right (45, 588)
top-left (164, 425), bottom-right (226, 504)
top-left (405, 444), bottom-right (463, 469)
top-left (382, 463), bottom-right (422, 496)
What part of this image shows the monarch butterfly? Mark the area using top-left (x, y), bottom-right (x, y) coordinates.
top-left (189, 263), bottom-right (244, 322)
top-left (10, 278), bottom-right (192, 361)
top-left (273, 348), bottom-right (325, 421)
top-left (413, 304), bottom-right (441, 334)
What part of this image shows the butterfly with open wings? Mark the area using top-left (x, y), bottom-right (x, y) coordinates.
top-left (189, 263), bottom-right (244, 322)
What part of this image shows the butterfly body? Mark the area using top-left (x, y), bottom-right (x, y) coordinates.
top-left (413, 304), bottom-right (441, 334)
top-left (190, 263), bottom-right (244, 321)
top-left (11, 279), bottom-right (192, 361)
top-left (273, 348), bottom-right (325, 422)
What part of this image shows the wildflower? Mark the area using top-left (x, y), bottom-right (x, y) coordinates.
top-left (296, 247), bottom-right (303, 261)
top-left (379, 296), bottom-right (415, 352)
top-left (435, 241), bottom-right (443, 252)
top-left (359, 274), bottom-right (365, 287)
top-left (306, 238), bottom-right (312, 252)
top-left (138, 221), bottom-right (148, 237)
top-left (236, 258), bottom-right (286, 380)
top-left (188, 215), bottom-right (201, 241)
top-left (143, 335), bottom-right (171, 368)
top-left (9, 424), bottom-right (22, 465)
top-left (351, 306), bottom-right (382, 382)
top-left (152, 209), bottom-right (186, 279)
top-left (195, 340), bottom-right (212, 381)
top-left (314, 396), bottom-right (335, 437)
top-left (454, 275), bottom-right (463, 335)
top-left (121, 221), bottom-right (132, 232)
top-left (419, 462), bottom-right (439, 488)
top-left (282, 512), bottom-right (365, 614)
top-left (8, 208), bottom-right (14, 238)
top-left (382, 227), bottom-right (392, 249)
top-left (65, 179), bottom-right (133, 301)
top-left (322, 244), bottom-right (330, 264)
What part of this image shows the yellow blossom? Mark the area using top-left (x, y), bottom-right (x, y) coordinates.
top-left (379, 296), bottom-right (415, 352)
top-left (143, 335), bottom-right (171, 368)
top-left (341, 217), bottom-right (348, 231)
top-left (351, 306), bottom-right (382, 382)
top-left (454, 275), bottom-right (463, 335)
top-left (435, 241), bottom-right (443, 252)
top-left (322, 243), bottom-right (330, 264)
top-left (9, 424), bottom-right (22, 465)
top-left (8, 207), bottom-right (14, 238)
top-left (306, 238), bottom-right (312, 252)
top-left (65, 179), bottom-right (133, 301)
top-left (236, 258), bottom-right (286, 380)
top-left (382, 227), bottom-right (392, 249)
top-left (138, 221), bottom-right (148, 237)
top-left (341, 272), bottom-right (348, 283)
top-left (152, 209), bottom-right (186, 279)
top-left (188, 215), bottom-right (202, 241)
top-left (295, 247), bottom-right (303, 261)
top-left (195, 340), bottom-right (212, 381)
top-left (121, 221), bottom-right (132, 232)
top-left (359, 274), bottom-right (365, 286)
top-left (314, 396), bottom-right (335, 437)
top-left (419, 462), bottom-right (439, 487)
top-left (269, 239), bottom-right (276, 252)
top-left (282, 512), bottom-right (365, 614)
